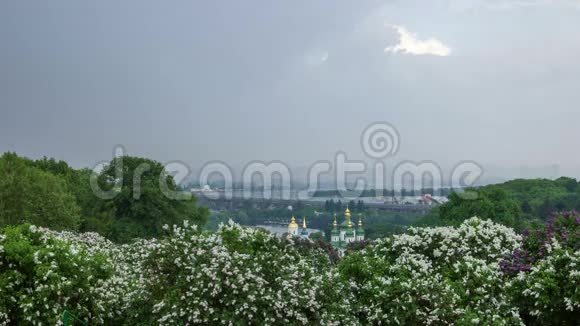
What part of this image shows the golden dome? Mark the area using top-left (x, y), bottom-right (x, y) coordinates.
top-left (345, 206), bottom-right (352, 228)
top-left (302, 216), bottom-right (307, 229)
top-left (333, 214), bottom-right (338, 228)
top-left (288, 215), bottom-right (299, 228)
top-left (358, 215), bottom-right (363, 227)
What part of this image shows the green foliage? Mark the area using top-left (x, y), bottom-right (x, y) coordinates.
top-left (137, 222), bottom-right (354, 324)
top-left (364, 223), bottom-right (407, 240)
top-left (511, 249), bottom-right (580, 325)
top-left (418, 177), bottom-right (580, 230)
top-left (339, 218), bottom-right (524, 324)
top-left (308, 231), bottom-right (324, 241)
top-left (0, 153), bottom-right (81, 230)
top-left (28, 157), bottom-right (97, 219)
top-left (0, 224), bottom-right (115, 324)
top-left (3, 151), bottom-right (580, 323)
top-left (438, 187), bottom-right (522, 227)
top-left (323, 199), bottom-right (365, 213)
top-left (204, 210), bottom-right (233, 231)
top-left (492, 177), bottom-right (580, 220)
top-left (0, 152), bottom-right (209, 244)
top-left (1, 217), bottom-right (579, 324)
top-left (501, 212), bottom-right (580, 324)
top-left (91, 156), bottom-right (208, 242)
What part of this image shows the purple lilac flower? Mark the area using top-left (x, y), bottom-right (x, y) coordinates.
top-left (499, 211), bottom-right (579, 276)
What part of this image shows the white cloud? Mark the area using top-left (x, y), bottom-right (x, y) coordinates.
top-left (384, 25), bottom-right (452, 57)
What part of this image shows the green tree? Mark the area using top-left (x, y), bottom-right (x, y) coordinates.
top-left (205, 210), bottom-right (233, 231)
top-left (29, 157), bottom-right (97, 220)
top-left (293, 200), bottom-right (305, 212)
top-left (356, 200), bottom-right (364, 212)
top-left (554, 177), bottom-right (577, 192)
top-left (329, 199), bottom-right (336, 212)
top-left (309, 231), bottom-right (325, 241)
top-left (336, 200), bottom-right (343, 211)
top-left (521, 200), bottom-right (532, 214)
top-left (324, 200), bottom-right (331, 212)
top-left (0, 153), bottom-right (80, 230)
top-left (436, 187), bottom-right (522, 228)
top-left (92, 156), bottom-right (208, 242)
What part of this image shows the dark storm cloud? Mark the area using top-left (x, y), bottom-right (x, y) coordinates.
top-left (1, 0), bottom-right (579, 179)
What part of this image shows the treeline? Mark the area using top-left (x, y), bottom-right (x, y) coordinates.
top-left (4, 150), bottom-right (580, 242)
top-left (0, 152), bottom-right (208, 243)
top-left (417, 177), bottom-right (580, 230)
top-left (495, 177), bottom-right (580, 218)
top-left (323, 199), bottom-right (365, 213)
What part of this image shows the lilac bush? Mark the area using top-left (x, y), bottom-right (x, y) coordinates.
top-left (1, 215), bottom-right (578, 324)
top-left (339, 217), bottom-right (524, 324)
top-left (500, 211), bottom-right (580, 275)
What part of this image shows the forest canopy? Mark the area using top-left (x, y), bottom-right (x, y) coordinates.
top-left (0, 152), bottom-right (208, 242)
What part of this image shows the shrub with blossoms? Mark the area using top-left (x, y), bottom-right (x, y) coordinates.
top-left (0, 224), bottom-right (118, 324)
top-left (136, 221), bottom-right (356, 325)
top-left (40, 227), bottom-right (158, 324)
top-left (500, 211), bottom-right (579, 275)
top-left (1, 216), bottom-right (579, 325)
top-left (511, 247), bottom-right (580, 325)
top-left (501, 211), bottom-right (580, 325)
top-left (339, 217), bottom-right (524, 325)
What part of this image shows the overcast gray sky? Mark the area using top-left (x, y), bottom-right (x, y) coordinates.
top-left (1, 0), bottom-right (579, 180)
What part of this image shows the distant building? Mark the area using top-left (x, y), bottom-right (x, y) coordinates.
top-left (287, 208), bottom-right (364, 251)
top-left (287, 215), bottom-right (309, 239)
top-left (288, 215), bottom-right (299, 237)
top-left (331, 207), bottom-right (365, 254)
top-left (300, 216), bottom-right (309, 237)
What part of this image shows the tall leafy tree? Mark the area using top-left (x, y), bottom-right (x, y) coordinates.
top-left (437, 187), bottom-right (522, 228)
top-left (0, 153), bottom-right (81, 230)
top-left (93, 156), bottom-right (208, 242)
top-left (29, 157), bottom-right (97, 219)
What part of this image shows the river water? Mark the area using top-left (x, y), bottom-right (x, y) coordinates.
top-left (255, 224), bottom-right (324, 237)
